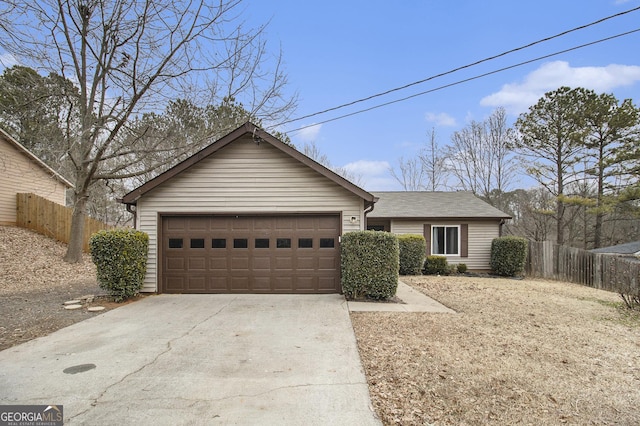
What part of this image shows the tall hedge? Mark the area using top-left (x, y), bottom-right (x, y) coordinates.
top-left (490, 236), bottom-right (528, 277)
top-left (398, 234), bottom-right (426, 275)
top-left (341, 231), bottom-right (399, 300)
top-left (90, 229), bottom-right (149, 302)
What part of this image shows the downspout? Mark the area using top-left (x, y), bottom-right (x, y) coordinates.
top-left (363, 198), bottom-right (377, 230)
top-left (125, 203), bottom-right (137, 228)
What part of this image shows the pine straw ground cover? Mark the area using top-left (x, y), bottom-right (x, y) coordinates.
top-left (351, 275), bottom-right (640, 425)
top-left (0, 226), bottom-right (131, 351)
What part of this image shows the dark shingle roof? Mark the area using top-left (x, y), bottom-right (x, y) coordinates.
top-left (591, 241), bottom-right (640, 255)
top-left (368, 191), bottom-right (511, 219)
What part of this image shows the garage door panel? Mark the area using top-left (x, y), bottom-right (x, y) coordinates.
top-left (231, 256), bottom-right (250, 269)
top-left (187, 276), bottom-right (206, 291)
top-left (275, 256), bottom-right (293, 269)
top-left (230, 277), bottom-right (250, 291)
top-left (274, 277), bottom-right (294, 291)
top-left (188, 218), bottom-right (208, 231)
top-left (318, 277), bottom-right (339, 292)
top-left (252, 256), bottom-right (271, 270)
top-left (297, 256), bottom-right (316, 269)
top-left (210, 276), bottom-right (229, 291)
top-left (252, 277), bottom-right (271, 291)
top-left (188, 257), bottom-right (206, 270)
top-left (166, 257), bottom-right (185, 271)
top-left (165, 276), bottom-right (186, 292)
top-left (166, 217), bottom-right (187, 231)
top-left (210, 257), bottom-right (228, 270)
top-left (318, 256), bottom-right (337, 270)
top-left (162, 215), bottom-right (340, 294)
top-left (295, 276), bottom-right (315, 290)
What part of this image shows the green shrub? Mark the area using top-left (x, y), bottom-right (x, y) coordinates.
top-left (398, 234), bottom-right (426, 275)
top-left (457, 263), bottom-right (468, 274)
top-left (490, 236), bottom-right (528, 276)
top-left (90, 229), bottom-right (149, 302)
top-left (423, 255), bottom-right (448, 275)
top-left (341, 231), bottom-right (399, 300)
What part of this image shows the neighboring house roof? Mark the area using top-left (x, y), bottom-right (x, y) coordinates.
top-left (0, 127), bottom-right (74, 188)
top-left (121, 122), bottom-right (377, 206)
top-left (591, 241), bottom-right (640, 255)
top-left (368, 191), bottom-right (511, 220)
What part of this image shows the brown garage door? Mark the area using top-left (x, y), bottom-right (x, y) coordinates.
top-left (161, 215), bottom-right (341, 294)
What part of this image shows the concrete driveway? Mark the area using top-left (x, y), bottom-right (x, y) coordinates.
top-left (0, 294), bottom-right (381, 425)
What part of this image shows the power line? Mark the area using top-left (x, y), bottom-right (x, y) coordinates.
top-left (269, 5), bottom-right (640, 130)
top-left (285, 28), bottom-right (640, 135)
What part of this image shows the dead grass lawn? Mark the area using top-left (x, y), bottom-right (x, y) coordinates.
top-left (351, 275), bottom-right (640, 425)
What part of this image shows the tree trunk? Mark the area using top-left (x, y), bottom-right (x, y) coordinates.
top-left (594, 212), bottom-right (603, 248)
top-left (556, 199), bottom-right (565, 246)
top-left (64, 193), bottom-right (88, 263)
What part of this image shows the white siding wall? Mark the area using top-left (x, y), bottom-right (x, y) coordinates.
top-left (0, 137), bottom-right (68, 225)
top-left (136, 137), bottom-right (365, 291)
top-left (390, 219), bottom-right (500, 271)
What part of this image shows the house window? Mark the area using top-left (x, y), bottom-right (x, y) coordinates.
top-left (432, 226), bottom-right (459, 255)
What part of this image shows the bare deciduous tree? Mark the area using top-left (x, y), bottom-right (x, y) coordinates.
top-left (419, 127), bottom-right (448, 191)
top-left (390, 128), bottom-right (449, 192)
top-left (448, 107), bottom-right (518, 208)
top-left (389, 156), bottom-right (425, 191)
top-left (302, 141), bottom-right (363, 187)
top-left (0, 0), bottom-right (296, 262)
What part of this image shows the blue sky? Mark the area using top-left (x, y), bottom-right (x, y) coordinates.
top-left (243, 0), bottom-right (640, 191)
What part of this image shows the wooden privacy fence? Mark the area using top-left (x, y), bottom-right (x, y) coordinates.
top-left (527, 241), bottom-right (640, 295)
top-left (16, 193), bottom-right (114, 253)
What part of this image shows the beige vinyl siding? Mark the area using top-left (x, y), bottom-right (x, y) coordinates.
top-left (390, 219), bottom-right (500, 271)
top-left (0, 137), bottom-right (68, 225)
top-left (136, 136), bottom-right (365, 292)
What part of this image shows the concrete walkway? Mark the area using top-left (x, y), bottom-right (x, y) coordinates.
top-left (347, 281), bottom-right (456, 313)
top-left (0, 294), bottom-right (381, 425)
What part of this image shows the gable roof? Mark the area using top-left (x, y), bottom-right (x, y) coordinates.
top-left (0, 127), bottom-right (73, 188)
top-left (121, 122), bottom-right (377, 206)
top-left (368, 191), bottom-right (511, 220)
top-left (591, 241), bottom-right (640, 255)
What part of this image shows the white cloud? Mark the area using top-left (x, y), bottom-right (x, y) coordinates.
top-left (425, 112), bottom-right (456, 127)
top-left (295, 123), bottom-right (322, 142)
top-left (481, 61), bottom-right (640, 114)
top-left (0, 52), bottom-right (18, 70)
top-left (343, 159), bottom-right (390, 177)
top-left (340, 159), bottom-right (399, 190)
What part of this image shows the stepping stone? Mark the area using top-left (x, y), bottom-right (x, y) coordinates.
top-left (64, 304), bottom-right (82, 310)
top-left (87, 306), bottom-right (105, 312)
top-left (64, 300), bottom-right (81, 305)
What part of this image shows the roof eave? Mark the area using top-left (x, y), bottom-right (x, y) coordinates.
top-left (120, 122), bottom-right (377, 205)
top-left (0, 128), bottom-right (74, 189)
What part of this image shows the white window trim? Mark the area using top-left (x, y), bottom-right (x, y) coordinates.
top-left (431, 224), bottom-right (461, 257)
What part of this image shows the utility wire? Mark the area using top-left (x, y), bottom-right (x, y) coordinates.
top-left (285, 28), bottom-right (640, 135)
top-left (269, 5), bottom-right (640, 130)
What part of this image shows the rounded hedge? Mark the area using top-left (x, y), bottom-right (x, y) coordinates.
top-left (490, 236), bottom-right (528, 276)
top-left (423, 255), bottom-right (449, 275)
top-left (398, 234), bottom-right (426, 275)
top-left (90, 229), bottom-right (149, 302)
